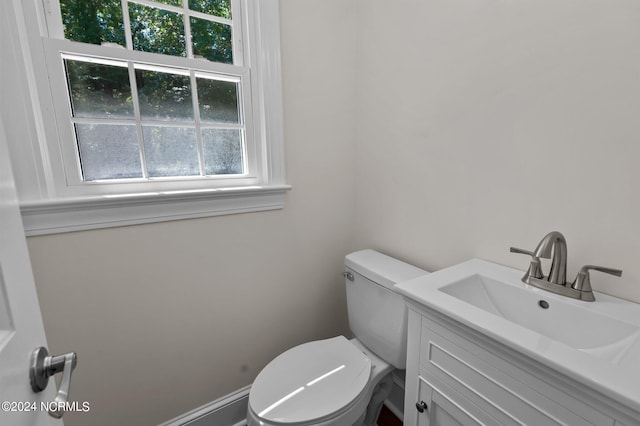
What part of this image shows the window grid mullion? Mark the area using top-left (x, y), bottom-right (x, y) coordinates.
top-left (183, 0), bottom-right (194, 59)
top-left (121, 0), bottom-right (134, 50)
top-left (127, 0), bottom-right (232, 26)
top-left (189, 71), bottom-right (206, 176)
top-left (127, 62), bottom-right (149, 179)
top-left (188, 9), bottom-right (232, 26)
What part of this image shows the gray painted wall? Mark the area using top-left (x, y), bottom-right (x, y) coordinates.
top-left (354, 0), bottom-right (640, 303)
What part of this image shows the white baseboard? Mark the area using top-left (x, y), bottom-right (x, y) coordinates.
top-left (158, 377), bottom-right (405, 426)
top-left (159, 386), bottom-right (250, 426)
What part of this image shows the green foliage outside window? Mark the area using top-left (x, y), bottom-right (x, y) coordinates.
top-left (60, 0), bottom-right (125, 46)
top-left (60, 0), bottom-right (232, 63)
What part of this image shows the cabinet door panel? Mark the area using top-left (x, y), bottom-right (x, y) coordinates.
top-left (419, 316), bottom-right (613, 426)
top-left (418, 377), bottom-right (500, 426)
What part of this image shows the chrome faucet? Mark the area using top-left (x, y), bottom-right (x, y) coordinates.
top-left (510, 231), bottom-right (622, 302)
top-left (533, 231), bottom-right (567, 285)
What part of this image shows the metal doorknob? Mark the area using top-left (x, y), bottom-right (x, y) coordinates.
top-left (29, 347), bottom-right (77, 419)
top-left (416, 400), bottom-right (428, 413)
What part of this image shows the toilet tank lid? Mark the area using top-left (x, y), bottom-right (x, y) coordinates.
top-left (344, 250), bottom-right (429, 289)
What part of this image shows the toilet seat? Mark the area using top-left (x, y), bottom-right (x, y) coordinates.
top-left (249, 336), bottom-right (372, 424)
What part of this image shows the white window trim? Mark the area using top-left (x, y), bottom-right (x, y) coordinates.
top-left (20, 184), bottom-right (291, 235)
top-left (8, 0), bottom-right (289, 236)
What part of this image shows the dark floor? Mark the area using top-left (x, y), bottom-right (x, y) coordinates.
top-left (377, 405), bottom-right (402, 426)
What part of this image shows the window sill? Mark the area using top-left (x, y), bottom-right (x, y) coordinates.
top-left (20, 184), bottom-right (291, 236)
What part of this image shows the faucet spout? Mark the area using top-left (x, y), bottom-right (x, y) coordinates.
top-left (533, 231), bottom-right (567, 285)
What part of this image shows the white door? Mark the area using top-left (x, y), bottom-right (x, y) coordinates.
top-left (0, 116), bottom-right (61, 425)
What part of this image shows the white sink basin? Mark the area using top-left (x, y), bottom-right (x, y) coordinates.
top-left (440, 274), bottom-right (639, 362)
top-left (395, 259), bottom-right (640, 413)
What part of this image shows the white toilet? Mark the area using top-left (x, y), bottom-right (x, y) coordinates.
top-left (247, 249), bottom-right (428, 426)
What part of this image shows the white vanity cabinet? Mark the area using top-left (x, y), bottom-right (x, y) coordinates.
top-left (403, 304), bottom-right (638, 426)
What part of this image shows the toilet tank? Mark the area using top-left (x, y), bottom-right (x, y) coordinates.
top-left (344, 250), bottom-right (428, 369)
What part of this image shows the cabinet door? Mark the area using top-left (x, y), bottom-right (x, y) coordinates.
top-left (416, 377), bottom-right (500, 426)
top-left (419, 317), bottom-right (612, 426)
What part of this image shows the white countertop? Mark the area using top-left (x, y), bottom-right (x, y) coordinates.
top-left (395, 258), bottom-right (640, 414)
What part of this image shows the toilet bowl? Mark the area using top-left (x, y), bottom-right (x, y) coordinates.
top-left (247, 337), bottom-right (394, 426)
top-left (247, 250), bottom-right (428, 426)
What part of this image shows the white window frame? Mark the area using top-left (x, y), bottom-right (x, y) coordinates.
top-left (8, 0), bottom-right (288, 235)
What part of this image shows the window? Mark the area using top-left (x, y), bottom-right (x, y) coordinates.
top-left (50, 0), bottom-right (250, 183)
top-left (9, 0), bottom-right (287, 234)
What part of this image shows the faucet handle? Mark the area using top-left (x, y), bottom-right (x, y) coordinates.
top-left (571, 265), bottom-right (622, 301)
top-left (572, 265), bottom-right (622, 294)
top-left (510, 247), bottom-right (544, 279)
